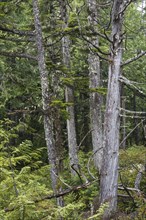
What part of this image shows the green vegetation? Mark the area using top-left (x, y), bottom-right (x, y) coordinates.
top-left (0, 0), bottom-right (146, 219)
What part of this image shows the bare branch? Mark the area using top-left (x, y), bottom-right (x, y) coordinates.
top-left (0, 25), bottom-right (35, 36)
top-left (118, 186), bottom-right (141, 193)
top-left (78, 129), bottom-right (93, 150)
top-left (121, 51), bottom-right (146, 67)
top-left (0, 51), bottom-right (37, 60)
top-left (120, 114), bottom-right (145, 119)
top-left (119, 119), bottom-right (145, 148)
top-left (120, 108), bottom-right (146, 115)
top-left (87, 147), bottom-right (103, 180)
top-left (52, 170), bottom-right (71, 188)
top-left (119, 76), bottom-right (146, 98)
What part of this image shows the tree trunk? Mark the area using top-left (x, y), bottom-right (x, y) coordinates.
top-left (59, 0), bottom-right (79, 175)
top-left (87, 0), bottom-right (103, 172)
top-left (99, 0), bottom-right (125, 218)
top-left (121, 95), bottom-right (126, 149)
top-left (32, 0), bottom-right (63, 207)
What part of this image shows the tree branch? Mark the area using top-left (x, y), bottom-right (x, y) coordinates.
top-left (4, 180), bottom-right (97, 212)
top-left (119, 76), bottom-right (146, 98)
top-left (82, 35), bottom-right (110, 56)
top-left (119, 119), bottom-right (145, 148)
top-left (0, 36), bottom-right (35, 43)
top-left (0, 51), bottom-right (37, 60)
top-left (121, 51), bottom-right (146, 67)
top-left (0, 25), bottom-right (35, 36)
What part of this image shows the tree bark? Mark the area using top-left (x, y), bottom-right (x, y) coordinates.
top-left (32, 0), bottom-right (62, 206)
top-left (99, 0), bottom-right (125, 218)
top-left (87, 0), bottom-right (103, 172)
top-left (59, 0), bottom-right (79, 175)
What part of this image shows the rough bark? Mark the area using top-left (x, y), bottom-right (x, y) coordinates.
top-left (87, 0), bottom-right (103, 172)
top-left (99, 0), bottom-right (125, 218)
top-left (32, 0), bottom-right (62, 206)
top-left (59, 0), bottom-right (79, 175)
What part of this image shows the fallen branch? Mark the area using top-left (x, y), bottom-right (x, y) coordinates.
top-left (4, 180), bottom-right (97, 212)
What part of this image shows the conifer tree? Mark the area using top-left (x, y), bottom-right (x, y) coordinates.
top-left (59, 0), bottom-right (79, 175)
top-left (87, 0), bottom-right (103, 172)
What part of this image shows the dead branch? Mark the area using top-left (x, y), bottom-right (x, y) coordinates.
top-left (87, 147), bottom-right (103, 179)
top-left (120, 108), bottom-right (146, 115)
top-left (118, 186), bottom-right (141, 193)
top-left (119, 76), bottom-right (146, 98)
top-left (121, 51), bottom-right (146, 67)
top-left (78, 129), bottom-right (93, 150)
top-left (52, 170), bottom-right (71, 188)
top-left (119, 119), bottom-right (145, 148)
top-left (120, 114), bottom-right (145, 119)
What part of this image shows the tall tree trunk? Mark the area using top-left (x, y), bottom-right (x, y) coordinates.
top-left (32, 0), bottom-right (63, 207)
top-left (59, 0), bottom-right (79, 175)
top-left (87, 0), bottom-right (103, 172)
top-left (99, 0), bottom-right (125, 218)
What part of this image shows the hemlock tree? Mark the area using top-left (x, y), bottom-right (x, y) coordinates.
top-left (87, 0), bottom-right (103, 172)
top-left (59, 0), bottom-right (79, 175)
top-left (99, 0), bottom-right (130, 218)
top-left (32, 0), bottom-right (63, 207)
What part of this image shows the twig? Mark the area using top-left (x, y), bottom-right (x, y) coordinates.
top-left (78, 129), bottom-right (93, 150)
top-left (119, 119), bottom-right (145, 148)
top-left (87, 147), bottom-right (103, 180)
top-left (52, 170), bottom-right (71, 189)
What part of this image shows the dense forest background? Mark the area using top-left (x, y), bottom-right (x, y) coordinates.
top-left (0, 0), bottom-right (146, 219)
